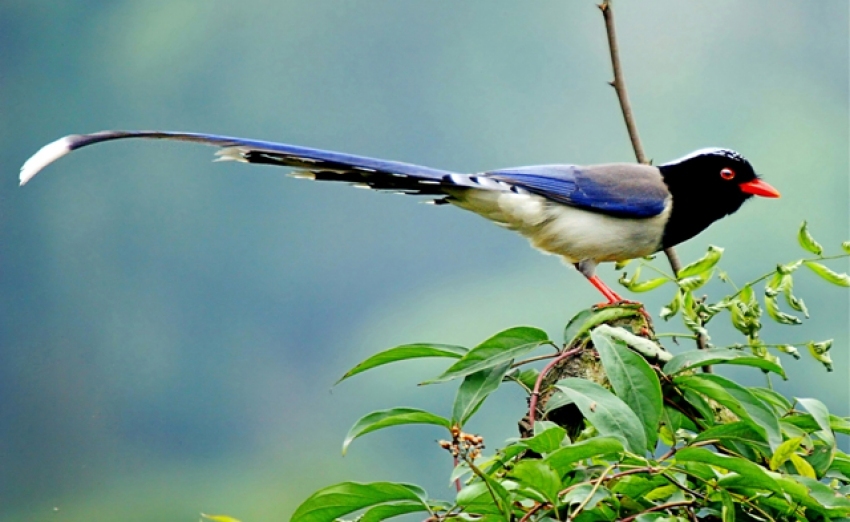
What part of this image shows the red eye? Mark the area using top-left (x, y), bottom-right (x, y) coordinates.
top-left (720, 168), bottom-right (735, 180)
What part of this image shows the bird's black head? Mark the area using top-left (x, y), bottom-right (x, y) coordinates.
top-left (658, 148), bottom-right (780, 249)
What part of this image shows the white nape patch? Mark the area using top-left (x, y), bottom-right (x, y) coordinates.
top-left (214, 147), bottom-right (248, 163)
top-left (19, 136), bottom-right (75, 185)
top-left (288, 171), bottom-right (316, 180)
top-left (449, 188), bottom-right (671, 263)
top-left (662, 147), bottom-right (744, 166)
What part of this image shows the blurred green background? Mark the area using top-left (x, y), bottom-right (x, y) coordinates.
top-left (1, 1), bottom-right (848, 520)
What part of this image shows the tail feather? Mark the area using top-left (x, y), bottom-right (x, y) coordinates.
top-left (19, 130), bottom-right (457, 194)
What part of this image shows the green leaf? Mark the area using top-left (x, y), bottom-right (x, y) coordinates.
top-left (678, 245), bottom-right (724, 278)
top-left (782, 413), bottom-right (850, 436)
top-left (764, 293), bottom-right (802, 325)
top-left (829, 454), bottom-right (850, 480)
top-left (770, 436), bottom-right (803, 470)
top-left (452, 362), bottom-right (512, 425)
top-left (619, 266), bottom-right (670, 293)
top-left (790, 453), bottom-right (817, 479)
top-left (660, 290), bottom-right (682, 320)
top-left (523, 422), bottom-right (567, 454)
top-left (611, 475), bottom-right (665, 498)
top-left (675, 447), bottom-right (782, 494)
top-left (643, 484), bottom-right (678, 501)
top-left (544, 437), bottom-right (624, 474)
top-left (772, 476), bottom-right (850, 516)
top-left (692, 421), bottom-right (769, 449)
top-left (360, 502), bottom-right (430, 522)
top-left (674, 374), bottom-right (782, 451)
top-left (426, 327), bottom-right (548, 384)
top-left (291, 482), bottom-right (427, 522)
top-left (807, 443), bottom-right (835, 478)
top-left (563, 305), bottom-right (642, 346)
top-left (553, 379), bottom-right (647, 454)
top-left (561, 483), bottom-right (611, 511)
top-left (343, 408), bottom-right (451, 455)
top-left (776, 344), bottom-right (801, 359)
top-left (794, 476), bottom-right (850, 511)
top-left (797, 397), bottom-right (835, 445)
top-left (798, 221), bottom-right (824, 255)
top-left (664, 349), bottom-right (785, 378)
top-left (678, 269), bottom-right (714, 291)
top-left (625, 276), bottom-right (669, 293)
top-left (337, 344), bottom-right (467, 383)
top-left (682, 389), bottom-right (715, 424)
top-left (805, 261), bottom-right (850, 286)
top-left (511, 368), bottom-right (539, 392)
top-left (508, 460), bottom-right (562, 506)
top-left (614, 259), bottom-right (633, 270)
top-left (591, 326), bottom-right (662, 451)
top-left (455, 481), bottom-right (504, 516)
top-left (842, 241), bottom-right (850, 254)
top-left (780, 275), bottom-right (809, 318)
top-left (201, 515), bottom-right (242, 522)
top-left (806, 340), bottom-right (835, 371)
top-left (719, 490), bottom-right (735, 522)
top-left (749, 387), bottom-right (792, 416)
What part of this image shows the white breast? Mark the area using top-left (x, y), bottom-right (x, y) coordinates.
top-left (448, 188), bottom-right (671, 264)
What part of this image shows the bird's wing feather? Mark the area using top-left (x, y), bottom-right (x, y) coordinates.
top-left (20, 131), bottom-right (456, 193)
top-left (485, 164), bottom-right (669, 218)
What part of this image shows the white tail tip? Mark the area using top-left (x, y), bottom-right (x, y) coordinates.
top-left (19, 137), bottom-right (75, 186)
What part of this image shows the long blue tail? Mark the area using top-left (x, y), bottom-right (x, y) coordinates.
top-left (20, 131), bottom-right (457, 195)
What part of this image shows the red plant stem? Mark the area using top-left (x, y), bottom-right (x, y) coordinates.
top-left (519, 502), bottom-right (550, 522)
top-left (527, 347), bottom-right (583, 426)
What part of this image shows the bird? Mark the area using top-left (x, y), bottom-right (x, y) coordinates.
top-left (19, 130), bottom-right (780, 304)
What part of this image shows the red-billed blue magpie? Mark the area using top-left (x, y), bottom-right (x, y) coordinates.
top-left (20, 131), bottom-right (780, 303)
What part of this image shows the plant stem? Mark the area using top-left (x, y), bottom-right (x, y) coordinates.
top-left (598, 1), bottom-right (706, 365)
top-left (570, 464), bottom-right (615, 519)
top-left (620, 500), bottom-right (695, 522)
top-left (599, 0), bottom-right (646, 164)
top-left (519, 502), bottom-right (550, 522)
top-left (527, 347), bottom-right (583, 426)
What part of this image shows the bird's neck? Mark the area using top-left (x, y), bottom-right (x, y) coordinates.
top-left (657, 164), bottom-right (745, 249)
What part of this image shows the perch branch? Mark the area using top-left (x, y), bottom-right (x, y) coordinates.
top-left (598, 0), bottom-right (710, 363)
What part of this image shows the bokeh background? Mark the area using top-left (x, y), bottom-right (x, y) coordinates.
top-left (1, 1), bottom-right (848, 520)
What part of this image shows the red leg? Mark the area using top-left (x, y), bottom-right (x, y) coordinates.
top-left (587, 275), bottom-right (623, 303)
top-left (586, 274), bottom-right (652, 325)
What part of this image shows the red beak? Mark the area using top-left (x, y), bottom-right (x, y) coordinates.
top-left (740, 178), bottom-right (780, 198)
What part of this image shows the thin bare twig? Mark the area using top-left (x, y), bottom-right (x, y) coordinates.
top-left (599, 1), bottom-right (646, 164)
top-left (598, 0), bottom-right (710, 365)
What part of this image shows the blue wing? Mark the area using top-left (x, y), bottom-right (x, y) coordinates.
top-left (485, 164), bottom-right (669, 218)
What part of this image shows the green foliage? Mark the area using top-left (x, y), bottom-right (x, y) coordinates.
top-left (623, 222), bottom-right (850, 372)
top-left (294, 225), bottom-right (850, 522)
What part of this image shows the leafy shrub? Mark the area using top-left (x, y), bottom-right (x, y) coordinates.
top-left (293, 223), bottom-right (850, 522)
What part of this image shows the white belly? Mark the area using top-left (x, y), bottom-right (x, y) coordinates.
top-left (448, 189), bottom-right (670, 263)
